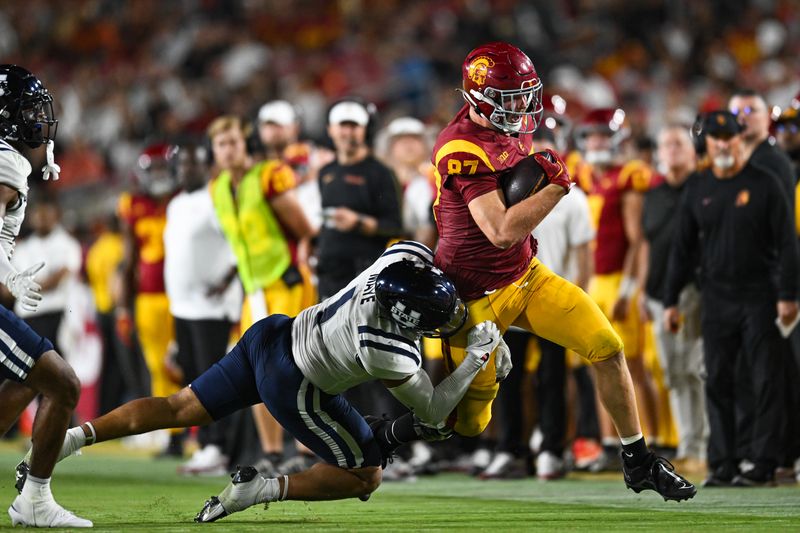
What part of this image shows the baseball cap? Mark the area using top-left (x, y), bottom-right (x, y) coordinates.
top-left (701, 110), bottom-right (744, 138)
top-left (328, 101), bottom-right (370, 126)
top-left (258, 100), bottom-right (297, 126)
top-left (386, 117), bottom-right (426, 137)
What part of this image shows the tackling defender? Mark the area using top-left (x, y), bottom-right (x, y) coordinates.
top-left (0, 65), bottom-right (92, 527)
top-left (17, 241), bottom-right (511, 522)
top-left (428, 42), bottom-right (695, 500)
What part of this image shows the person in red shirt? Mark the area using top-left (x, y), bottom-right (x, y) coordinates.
top-left (430, 41), bottom-right (694, 501)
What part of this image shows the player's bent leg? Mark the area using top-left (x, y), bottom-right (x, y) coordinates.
top-left (88, 386), bottom-right (213, 443)
top-left (9, 351), bottom-right (92, 528)
top-left (453, 385), bottom-right (499, 437)
top-left (23, 351), bottom-right (81, 479)
top-left (195, 463), bottom-right (381, 523)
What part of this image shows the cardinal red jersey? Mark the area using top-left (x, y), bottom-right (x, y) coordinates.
top-left (118, 192), bottom-right (169, 294)
top-left (587, 160), bottom-right (652, 274)
top-left (432, 104), bottom-right (537, 301)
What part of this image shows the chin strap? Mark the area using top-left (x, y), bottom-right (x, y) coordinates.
top-left (41, 140), bottom-right (60, 181)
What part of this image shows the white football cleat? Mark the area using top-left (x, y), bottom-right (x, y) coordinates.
top-left (195, 466), bottom-right (272, 523)
top-left (536, 451), bottom-right (566, 480)
top-left (178, 445), bottom-right (228, 477)
top-left (8, 494), bottom-right (92, 528)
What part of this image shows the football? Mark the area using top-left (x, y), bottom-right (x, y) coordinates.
top-left (500, 155), bottom-right (549, 206)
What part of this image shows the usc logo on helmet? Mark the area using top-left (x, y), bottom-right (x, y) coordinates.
top-left (467, 56), bottom-right (495, 86)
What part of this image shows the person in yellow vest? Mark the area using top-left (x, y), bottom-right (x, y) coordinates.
top-left (207, 115), bottom-right (315, 475)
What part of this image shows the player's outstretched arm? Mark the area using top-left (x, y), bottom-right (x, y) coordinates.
top-left (383, 321), bottom-right (502, 426)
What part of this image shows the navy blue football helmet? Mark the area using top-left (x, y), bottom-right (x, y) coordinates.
top-left (375, 260), bottom-right (467, 338)
top-left (0, 65), bottom-right (57, 148)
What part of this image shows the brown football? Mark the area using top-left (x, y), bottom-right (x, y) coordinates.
top-left (500, 155), bottom-right (549, 206)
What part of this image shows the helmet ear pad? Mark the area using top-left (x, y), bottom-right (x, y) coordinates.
top-left (691, 113), bottom-right (707, 156)
top-left (375, 260), bottom-right (466, 337)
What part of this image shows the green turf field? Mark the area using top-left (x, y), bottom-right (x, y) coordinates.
top-left (0, 441), bottom-right (797, 532)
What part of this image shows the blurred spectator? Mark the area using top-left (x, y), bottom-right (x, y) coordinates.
top-left (117, 143), bottom-right (182, 457)
top-left (729, 89), bottom-right (795, 204)
top-left (577, 107), bottom-right (659, 469)
top-left (640, 124), bottom-right (707, 471)
top-left (85, 215), bottom-right (137, 413)
top-left (317, 100), bottom-right (403, 300)
top-left (207, 114), bottom-right (315, 475)
top-left (773, 93), bottom-right (800, 176)
top-left (379, 116), bottom-right (437, 249)
top-left (316, 99), bottom-right (405, 454)
top-left (664, 110), bottom-right (798, 487)
top-left (12, 196), bottom-right (81, 354)
top-left (164, 142), bottom-right (241, 476)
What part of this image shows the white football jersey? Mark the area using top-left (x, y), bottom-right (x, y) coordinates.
top-left (292, 241), bottom-right (434, 394)
top-left (0, 139), bottom-right (31, 259)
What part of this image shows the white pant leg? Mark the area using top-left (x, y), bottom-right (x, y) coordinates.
top-left (647, 288), bottom-right (706, 460)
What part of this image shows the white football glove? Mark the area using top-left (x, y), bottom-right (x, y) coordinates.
top-left (494, 337), bottom-right (513, 382)
top-left (413, 415), bottom-right (453, 442)
top-left (5, 262), bottom-right (45, 312)
top-left (465, 320), bottom-right (502, 372)
top-left (41, 140), bottom-right (61, 181)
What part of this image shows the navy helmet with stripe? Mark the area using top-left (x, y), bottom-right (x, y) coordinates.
top-left (375, 259), bottom-right (467, 338)
top-left (0, 65), bottom-right (57, 148)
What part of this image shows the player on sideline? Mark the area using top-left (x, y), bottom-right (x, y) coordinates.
top-left (0, 65), bottom-right (92, 527)
top-left (17, 241), bottom-right (511, 522)
top-left (427, 42), bottom-right (695, 501)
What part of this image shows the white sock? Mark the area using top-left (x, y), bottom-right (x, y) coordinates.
top-left (257, 476), bottom-right (282, 504)
top-left (61, 427), bottom-right (88, 461)
top-left (620, 433), bottom-right (644, 446)
top-left (21, 474), bottom-right (53, 502)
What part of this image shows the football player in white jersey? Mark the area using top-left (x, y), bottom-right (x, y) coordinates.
top-left (0, 65), bottom-right (93, 528)
top-left (17, 240), bottom-right (511, 522)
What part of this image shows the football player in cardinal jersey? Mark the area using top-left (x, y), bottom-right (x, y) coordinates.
top-left (18, 241), bottom-right (511, 522)
top-left (430, 42), bottom-right (695, 501)
top-left (575, 107), bottom-right (660, 468)
top-left (117, 143), bottom-right (183, 456)
top-left (0, 65), bottom-right (92, 527)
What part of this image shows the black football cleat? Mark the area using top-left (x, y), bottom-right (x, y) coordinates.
top-left (731, 465), bottom-right (776, 488)
top-left (623, 453), bottom-right (697, 502)
top-left (14, 460), bottom-right (29, 494)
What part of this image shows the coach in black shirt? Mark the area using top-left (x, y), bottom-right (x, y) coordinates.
top-left (664, 110), bottom-right (799, 487)
top-left (317, 100), bottom-right (403, 299)
top-left (729, 89), bottom-right (796, 206)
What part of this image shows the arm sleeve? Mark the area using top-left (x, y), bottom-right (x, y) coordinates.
top-left (386, 362), bottom-right (482, 425)
top-left (768, 178), bottom-right (799, 300)
top-left (663, 181), bottom-right (699, 307)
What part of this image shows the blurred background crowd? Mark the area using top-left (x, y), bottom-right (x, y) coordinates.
top-left (2, 0), bottom-right (800, 485)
